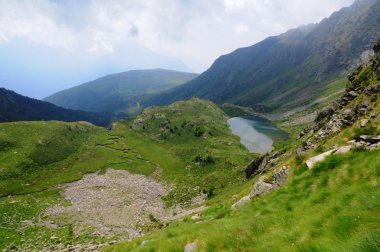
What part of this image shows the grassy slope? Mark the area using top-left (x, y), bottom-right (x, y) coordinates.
top-left (105, 149), bottom-right (380, 252)
top-left (105, 111), bottom-right (380, 252)
top-left (105, 62), bottom-right (380, 251)
top-left (111, 98), bottom-right (255, 205)
top-left (0, 99), bottom-right (253, 249)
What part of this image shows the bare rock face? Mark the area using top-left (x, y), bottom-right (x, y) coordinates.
top-left (249, 166), bottom-right (289, 199)
top-left (245, 156), bottom-right (265, 178)
top-left (249, 177), bottom-right (274, 199)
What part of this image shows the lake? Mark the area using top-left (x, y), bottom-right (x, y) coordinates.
top-left (227, 116), bottom-right (289, 154)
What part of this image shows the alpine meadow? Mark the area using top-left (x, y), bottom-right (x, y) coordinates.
top-left (0, 0), bottom-right (379, 252)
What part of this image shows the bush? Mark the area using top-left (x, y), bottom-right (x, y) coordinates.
top-left (193, 154), bottom-right (215, 165)
top-left (194, 126), bottom-right (204, 137)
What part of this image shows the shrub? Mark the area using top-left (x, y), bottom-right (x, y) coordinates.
top-left (194, 126), bottom-right (204, 137)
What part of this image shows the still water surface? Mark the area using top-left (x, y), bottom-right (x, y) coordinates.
top-left (227, 116), bottom-right (289, 154)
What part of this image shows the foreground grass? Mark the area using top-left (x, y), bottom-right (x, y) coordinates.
top-left (105, 149), bottom-right (380, 251)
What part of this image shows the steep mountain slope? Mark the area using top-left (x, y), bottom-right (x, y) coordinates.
top-left (148, 0), bottom-right (380, 114)
top-left (105, 39), bottom-right (380, 252)
top-left (0, 88), bottom-right (110, 126)
top-left (44, 69), bottom-right (197, 114)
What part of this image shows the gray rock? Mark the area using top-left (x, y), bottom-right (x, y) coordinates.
top-left (367, 84), bottom-right (380, 94)
top-left (334, 146), bottom-right (352, 154)
top-left (191, 214), bottom-right (202, 220)
top-left (360, 119), bottom-right (370, 127)
top-left (359, 135), bottom-right (380, 144)
top-left (351, 140), bottom-right (370, 148)
top-left (368, 142), bottom-right (380, 150)
top-left (231, 195), bottom-right (250, 210)
top-left (9, 243), bottom-right (16, 250)
top-left (184, 241), bottom-right (197, 252)
top-left (245, 156), bottom-right (265, 178)
top-left (249, 167), bottom-right (288, 199)
top-left (141, 240), bottom-right (151, 246)
top-left (257, 157), bottom-right (268, 173)
top-left (348, 91), bottom-right (358, 98)
top-left (306, 149), bottom-right (337, 169)
top-left (315, 107), bottom-right (335, 122)
top-left (272, 166), bottom-right (289, 187)
top-left (249, 176), bottom-right (273, 198)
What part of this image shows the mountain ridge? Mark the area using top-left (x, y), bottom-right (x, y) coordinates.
top-left (146, 0), bottom-right (380, 114)
top-left (44, 68), bottom-right (198, 114)
top-left (0, 87), bottom-right (111, 126)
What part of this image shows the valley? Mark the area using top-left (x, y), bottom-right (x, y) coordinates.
top-left (0, 1), bottom-right (379, 251)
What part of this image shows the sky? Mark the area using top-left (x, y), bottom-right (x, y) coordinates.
top-left (0, 0), bottom-right (355, 98)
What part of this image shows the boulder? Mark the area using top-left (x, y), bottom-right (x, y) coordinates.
top-left (231, 195), bottom-right (250, 210)
top-left (272, 166), bottom-right (289, 187)
top-left (245, 156), bottom-right (265, 178)
top-left (358, 135), bottom-right (380, 144)
top-left (184, 241), bottom-right (197, 252)
top-left (249, 167), bottom-right (288, 199)
top-left (367, 84), bottom-right (380, 95)
top-left (257, 156), bottom-right (269, 173)
top-left (249, 176), bottom-right (274, 199)
top-left (334, 145), bottom-right (352, 154)
top-left (348, 91), bottom-right (358, 99)
top-left (306, 149), bottom-right (337, 169)
top-left (315, 107), bottom-right (335, 122)
top-left (360, 119), bottom-right (370, 127)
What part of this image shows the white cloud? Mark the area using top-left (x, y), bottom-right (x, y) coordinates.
top-left (0, 0), bottom-right (355, 72)
top-left (235, 24), bottom-right (250, 34)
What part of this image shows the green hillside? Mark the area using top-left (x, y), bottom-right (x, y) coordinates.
top-left (44, 69), bottom-right (198, 114)
top-left (0, 88), bottom-right (111, 126)
top-left (0, 98), bottom-right (254, 250)
top-left (105, 39), bottom-right (380, 252)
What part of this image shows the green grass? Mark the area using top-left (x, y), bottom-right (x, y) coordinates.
top-left (0, 121), bottom-right (135, 196)
top-left (111, 98), bottom-right (255, 205)
top-left (0, 98), bottom-right (255, 249)
top-left (105, 149), bottom-right (380, 252)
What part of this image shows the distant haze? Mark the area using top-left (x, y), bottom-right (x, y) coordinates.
top-left (0, 0), bottom-right (354, 98)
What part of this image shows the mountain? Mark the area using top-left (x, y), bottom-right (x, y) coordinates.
top-left (0, 38), bottom-right (191, 99)
top-left (0, 88), bottom-right (111, 126)
top-left (106, 38), bottom-right (380, 252)
top-left (0, 39), bottom-right (379, 250)
top-left (44, 69), bottom-right (198, 114)
top-left (147, 0), bottom-right (380, 114)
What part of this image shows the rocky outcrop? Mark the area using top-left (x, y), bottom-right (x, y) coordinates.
top-left (249, 166), bottom-right (289, 199)
top-left (306, 136), bottom-right (379, 169)
top-left (300, 40), bottom-right (380, 145)
top-left (231, 167), bottom-right (289, 210)
top-left (306, 149), bottom-right (337, 169)
top-left (245, 156), bottom-right (265, 178)
top-left (348, 135), bottom-right (380, 150)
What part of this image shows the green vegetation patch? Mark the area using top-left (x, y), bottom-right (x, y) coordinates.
top-left (106, 149), bottom-right (380, 252)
